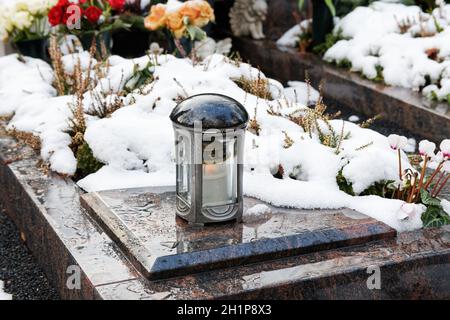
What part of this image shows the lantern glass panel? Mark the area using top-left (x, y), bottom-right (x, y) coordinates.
top-left (176, 133), bottom-right (191, 204)
top-left (202, 135), bottom-right (237, 207)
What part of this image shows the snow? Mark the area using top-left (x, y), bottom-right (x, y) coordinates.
top-left (324, 2), bottom-right (450, 102)
top-left (276, 20), bottom-right (311, 48)
top-left (348, 115), bottom-right (359, 122)
top-left (405, 138), bottom-right (417, 153)
top-left (283, 81), bottom-right (320, 106)
top-left (243, 204), bottom-right (272, 223)
top-left (0, 50), bottom-right (437, 232)
top-left (0, 280), bottom-right (12, 300)
top-left (443, 199), bottom-right (450, 216)
top-left (278, 1), bottom-right (450, 103)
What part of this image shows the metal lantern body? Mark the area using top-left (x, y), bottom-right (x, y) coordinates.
top-left (170, 94), bottom-right (249, 225)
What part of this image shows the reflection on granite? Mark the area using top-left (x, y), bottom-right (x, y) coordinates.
top-left (81, 187), bottom-right (395, 280)
top-left (95, 227), bottom-right (450, 300)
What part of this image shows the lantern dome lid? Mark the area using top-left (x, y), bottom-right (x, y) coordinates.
top-left (170, 94), bottom-right (249, 129)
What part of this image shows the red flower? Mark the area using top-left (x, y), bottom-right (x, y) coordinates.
top-left (84, 6), bottom-right (103, 24)
top-left (48, 6), bottom-right (63, 26)
top-left (56, 0), bottom-right (70, 8)
top-left (108, 0), bottom-right (125, 11)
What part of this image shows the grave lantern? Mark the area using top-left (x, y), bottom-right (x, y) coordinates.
top-left (170, 94), bottom-right (249, 225)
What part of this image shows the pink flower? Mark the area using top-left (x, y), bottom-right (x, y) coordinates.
top-left (440, 139), bottom-right (450, 159)
top-left (397, 203), bottom-right (425, 221)
top-left (443, 161), bottom-right (450, 173)
top-left (418, 140), bottom-right (436, 157)
top-left (388, 134), bottom-right (407, 150)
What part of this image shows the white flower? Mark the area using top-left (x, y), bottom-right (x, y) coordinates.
top-left (98, 14), bottom-right (105, 25)
top-left (397, 203), bottom-right (426, 221)
top-left (194, 37), bottom-right (218, 60)
top-left (433, 151), bottom-right (444, 164)
top-left (440, 139), bottom-right (450, 159)
top-left (388, 134), bottom-right (407, 150)
top-left (26, 0), bottom-right (47, 15)
top-left (0, 7), bottom-right (13, 34)
top-left (14, 1), bottom-right (29, 12)
top-left (215, 38), bottom-right (232, 56)
top-left (194, 37), bottom-right (232, 61)
top-left (12, 10), bottom-right (32, 31)
top-left (443, 161), bottom-right (450, 173)
top-left (149, 42), bottom-right (163, 55)
top-left (418, 140), bottom-right (436, 157)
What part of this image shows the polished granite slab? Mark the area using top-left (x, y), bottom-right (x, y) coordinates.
top-left (81, 187), bottom-right (395, 280)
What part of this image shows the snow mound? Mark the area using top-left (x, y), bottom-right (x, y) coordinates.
top-left (0, 51), bottom-right (431, 232)
top-left (323, 1), bottom-right (450, 102)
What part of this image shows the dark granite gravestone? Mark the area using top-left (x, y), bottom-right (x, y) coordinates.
top-left (81, 186), bottom-right (395, 280)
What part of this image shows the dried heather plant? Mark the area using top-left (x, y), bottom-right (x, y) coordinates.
top-left (49, 35), bottom-right (66, 96)
top-left (395, 15), bottom-right (415, 34)
top-left (67, 94), bottom-right (86, 152)
top-left (359, 114), bottom-right (382, 128)
top-left (282, 131), bottom-right (294, 149)
top-left (49, 35), bottom-right (99, 96)
top-left (85, 90), bottom-right (124, 119)
top-left (234, 70), bottom-right (272, 100)
top-left (248, 107), bottom-right (261, 136)
top-left (7, 127), bottom-right (41, 151)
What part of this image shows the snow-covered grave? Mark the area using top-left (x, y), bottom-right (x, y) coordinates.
top-left (0, 47), bottom-right (448, 233)
top-left (278, 1), bottom-right (450, 104)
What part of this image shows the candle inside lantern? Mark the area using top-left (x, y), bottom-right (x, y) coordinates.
top-left (202, 139), bottom-right (237, 207)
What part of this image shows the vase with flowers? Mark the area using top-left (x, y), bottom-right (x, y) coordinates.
top-left (0, 0), bottom-right (56, 61)
top-left (144, 0), bottom-right (215, 58)
top-left (47, 0), bottom-right (130, 53)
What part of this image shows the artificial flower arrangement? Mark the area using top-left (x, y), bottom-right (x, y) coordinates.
top-left (47, 0), bottom-right (129, 50)
top-left (0, 0), bottom-right (56, 43)
top-left (144, 0), bottom-right (215, 56)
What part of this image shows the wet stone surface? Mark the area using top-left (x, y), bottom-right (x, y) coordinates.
top-left (81, 187), bottom-right (395, 280)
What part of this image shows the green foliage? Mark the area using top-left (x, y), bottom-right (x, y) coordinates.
top-left (119, 14), bottom-right (146, 30)
top-left (421, 189), bottom-right (450, 227)
top-left (75, 142), bottom-right (104, 179)
top-left (337, 170), bottom-right (396, 198)
top-left (298, 0), bottom-right (336, 16)
top-left (420, 189), bottom-right (441, 207)
top-left (186, 25), bottom-right (207, 41)
top-left (373, 65), bottom-right (384, 83)
top-left (336, 166), bottom-right (450, 229)
top-left (313, 31), bottom-right (344, 56)
top-left (336, 170), bottom-right (355, 196)
top-left (124, 61), bottom-right (155, 93)
top-left (337, 58), bottom-right (352, 69)
top-left (360, 180), bottom-right (396, 198)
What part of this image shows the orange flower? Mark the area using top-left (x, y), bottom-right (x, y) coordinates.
top-left (172, 25), bottom-right (187, 39)
top-left (144, 4), bottom-right (167, 31)
top-left (193, 1), bottom-right (215, 27)
top-left (179, 2), bottom-right (200, 22)
top-left (167, 11), bottom-right (186, 39)
top-left (166, 11), bottom-right (183, 30)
